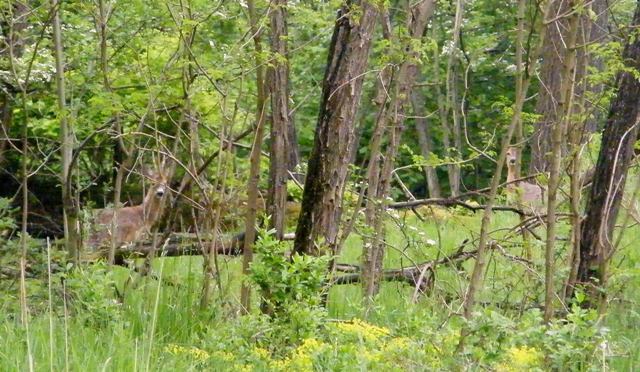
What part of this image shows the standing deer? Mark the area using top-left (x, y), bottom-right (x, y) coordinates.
top-left (87, 165), bottom-right (170, 249)
top-left (506, 147), bottom-right (545, 209)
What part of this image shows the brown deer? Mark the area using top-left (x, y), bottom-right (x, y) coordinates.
top-left (506, 147), bottom-right (545, 210)
top-left (87, 165), bottom-right (170, 249)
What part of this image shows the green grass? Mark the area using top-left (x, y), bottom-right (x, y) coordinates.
top-left (1, 208), bottom-right (639, 370)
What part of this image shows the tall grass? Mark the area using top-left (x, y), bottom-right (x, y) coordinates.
top-left (1, 210), bottom-right (638, 370)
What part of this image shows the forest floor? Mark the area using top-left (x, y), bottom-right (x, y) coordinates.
top-left (1, 209), bottom-right (638, 370)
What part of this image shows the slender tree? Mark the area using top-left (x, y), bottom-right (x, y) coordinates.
top-left (460, 0), bottom-right (553, 347)
top-left (51, 0), bottom-right (81, 262)
top-left (0, 2), bottom-right (28, 168)
top-left (544, 0), bottom-right (581, 323)
top-left (240, 0), bottom-right (269, 312)
top-left (362, 0), bottom-right (436, 303)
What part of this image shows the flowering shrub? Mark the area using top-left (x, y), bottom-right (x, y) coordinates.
top-left (170, 304), bottom-right (609, 371)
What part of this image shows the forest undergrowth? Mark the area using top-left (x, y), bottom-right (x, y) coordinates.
top-left (1, 206), bottom-right (637, 371)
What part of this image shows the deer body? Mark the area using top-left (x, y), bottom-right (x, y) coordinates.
top-left (87, 168), bottom-right (168, 248)
top-left (506, 147), bottom-right (545, 208)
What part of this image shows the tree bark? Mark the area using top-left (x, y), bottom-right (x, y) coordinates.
top-left (240, 0), bottom-right (269, 312)
top-left (530, 0), bottom-right (609, 172)
top-left (268, 0), bottom-right (291, 240)
top-left (529, 0), bottom-right (569, 173)
top-left (574, 2), bottom-right (640, 308)
top-left (293, 1), bottom-right (378, 256)
top-left (544, 0), bottom-right (581, 323)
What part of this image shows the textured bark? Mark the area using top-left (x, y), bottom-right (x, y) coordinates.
top-left (293, 1), bottom-right (378, 256)
top-left (362, 0), bottom-right (436, 301)
top-left (544, 0), bottom-right (581, 323)
top-left (574, 2), bottom-right (640, 307)
top-left (529, 0), bottom-right (570, 173)
top-left (268, 0), bottom-right (290, 239)
top-left (240, 0), bottom-right (269, 311)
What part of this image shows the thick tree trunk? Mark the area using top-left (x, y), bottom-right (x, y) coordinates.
top-left (530, 0), bottom-right (608, 172)
top-left (268, 0), bottom-right (291, 239)
top-left (293, 1), bottom-right (378, 256)
top-left (529, 0), bottom-right (569, 173)
top-left (574, 2), bottom-right (640, 307)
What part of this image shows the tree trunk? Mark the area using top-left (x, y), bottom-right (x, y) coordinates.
top-left (293, 1), bottom-right (378, 256)
top-left (362, 0), bottom-right (436, 302)
top-left (412, 82), bottom-right (441, 199)
top-left (574, 2), bottom-right (640, 308)
top-left (543, 0), bottom-right (581, 323)
top-left (530, 0), bottom-right (608, 172)
top-left (52, 0), bottom-right (81, 262)
top-left (577, 0), bottom-right (609, 134)
top-left (240, 0), bottom-right (269, 312)
top-left (434, 8), bottom-right (461, 197)
top-left (529, 0), bottom-right (569, 173)
top-left (268, 0), bottom-right (291, 240)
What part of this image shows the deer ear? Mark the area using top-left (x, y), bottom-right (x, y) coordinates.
top-left (142, 166), bottom-right (156, 179)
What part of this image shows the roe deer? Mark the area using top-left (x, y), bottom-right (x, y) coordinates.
top-left (506, 147), bottom-right (545, 209)
top-left (87, 166), bottom-right (170, 248)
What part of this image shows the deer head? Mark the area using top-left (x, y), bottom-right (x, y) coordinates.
top-left (506, 146), bottom-right (518, 168)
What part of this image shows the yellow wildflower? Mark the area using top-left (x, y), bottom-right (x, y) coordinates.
top-left (211, 350), bottom-right (235, 363)
top-left (163, 344), bottom-right (210, 362)
top-left (497, 346), bottom-right (543, 372)
top-left (333, 319), bottom-right (390, 342)
top-left (252, 347), bottom-right (271, 360)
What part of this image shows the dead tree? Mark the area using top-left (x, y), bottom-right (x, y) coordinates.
top-left (293, 1), bottom-right (378, 256)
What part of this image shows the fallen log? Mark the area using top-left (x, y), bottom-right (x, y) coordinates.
top-left (332, 248), bottom-right (478, 291)
top-left (92, 232), bottom-right (297, 263)
top-left (389, 198), bottom-right (529, 216)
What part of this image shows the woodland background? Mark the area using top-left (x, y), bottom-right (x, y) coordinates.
top-left (1, 0), bottom-right (640, 370)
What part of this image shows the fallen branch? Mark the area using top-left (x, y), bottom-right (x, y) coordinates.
top-left (389, 198), bottom-right (529, 216)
